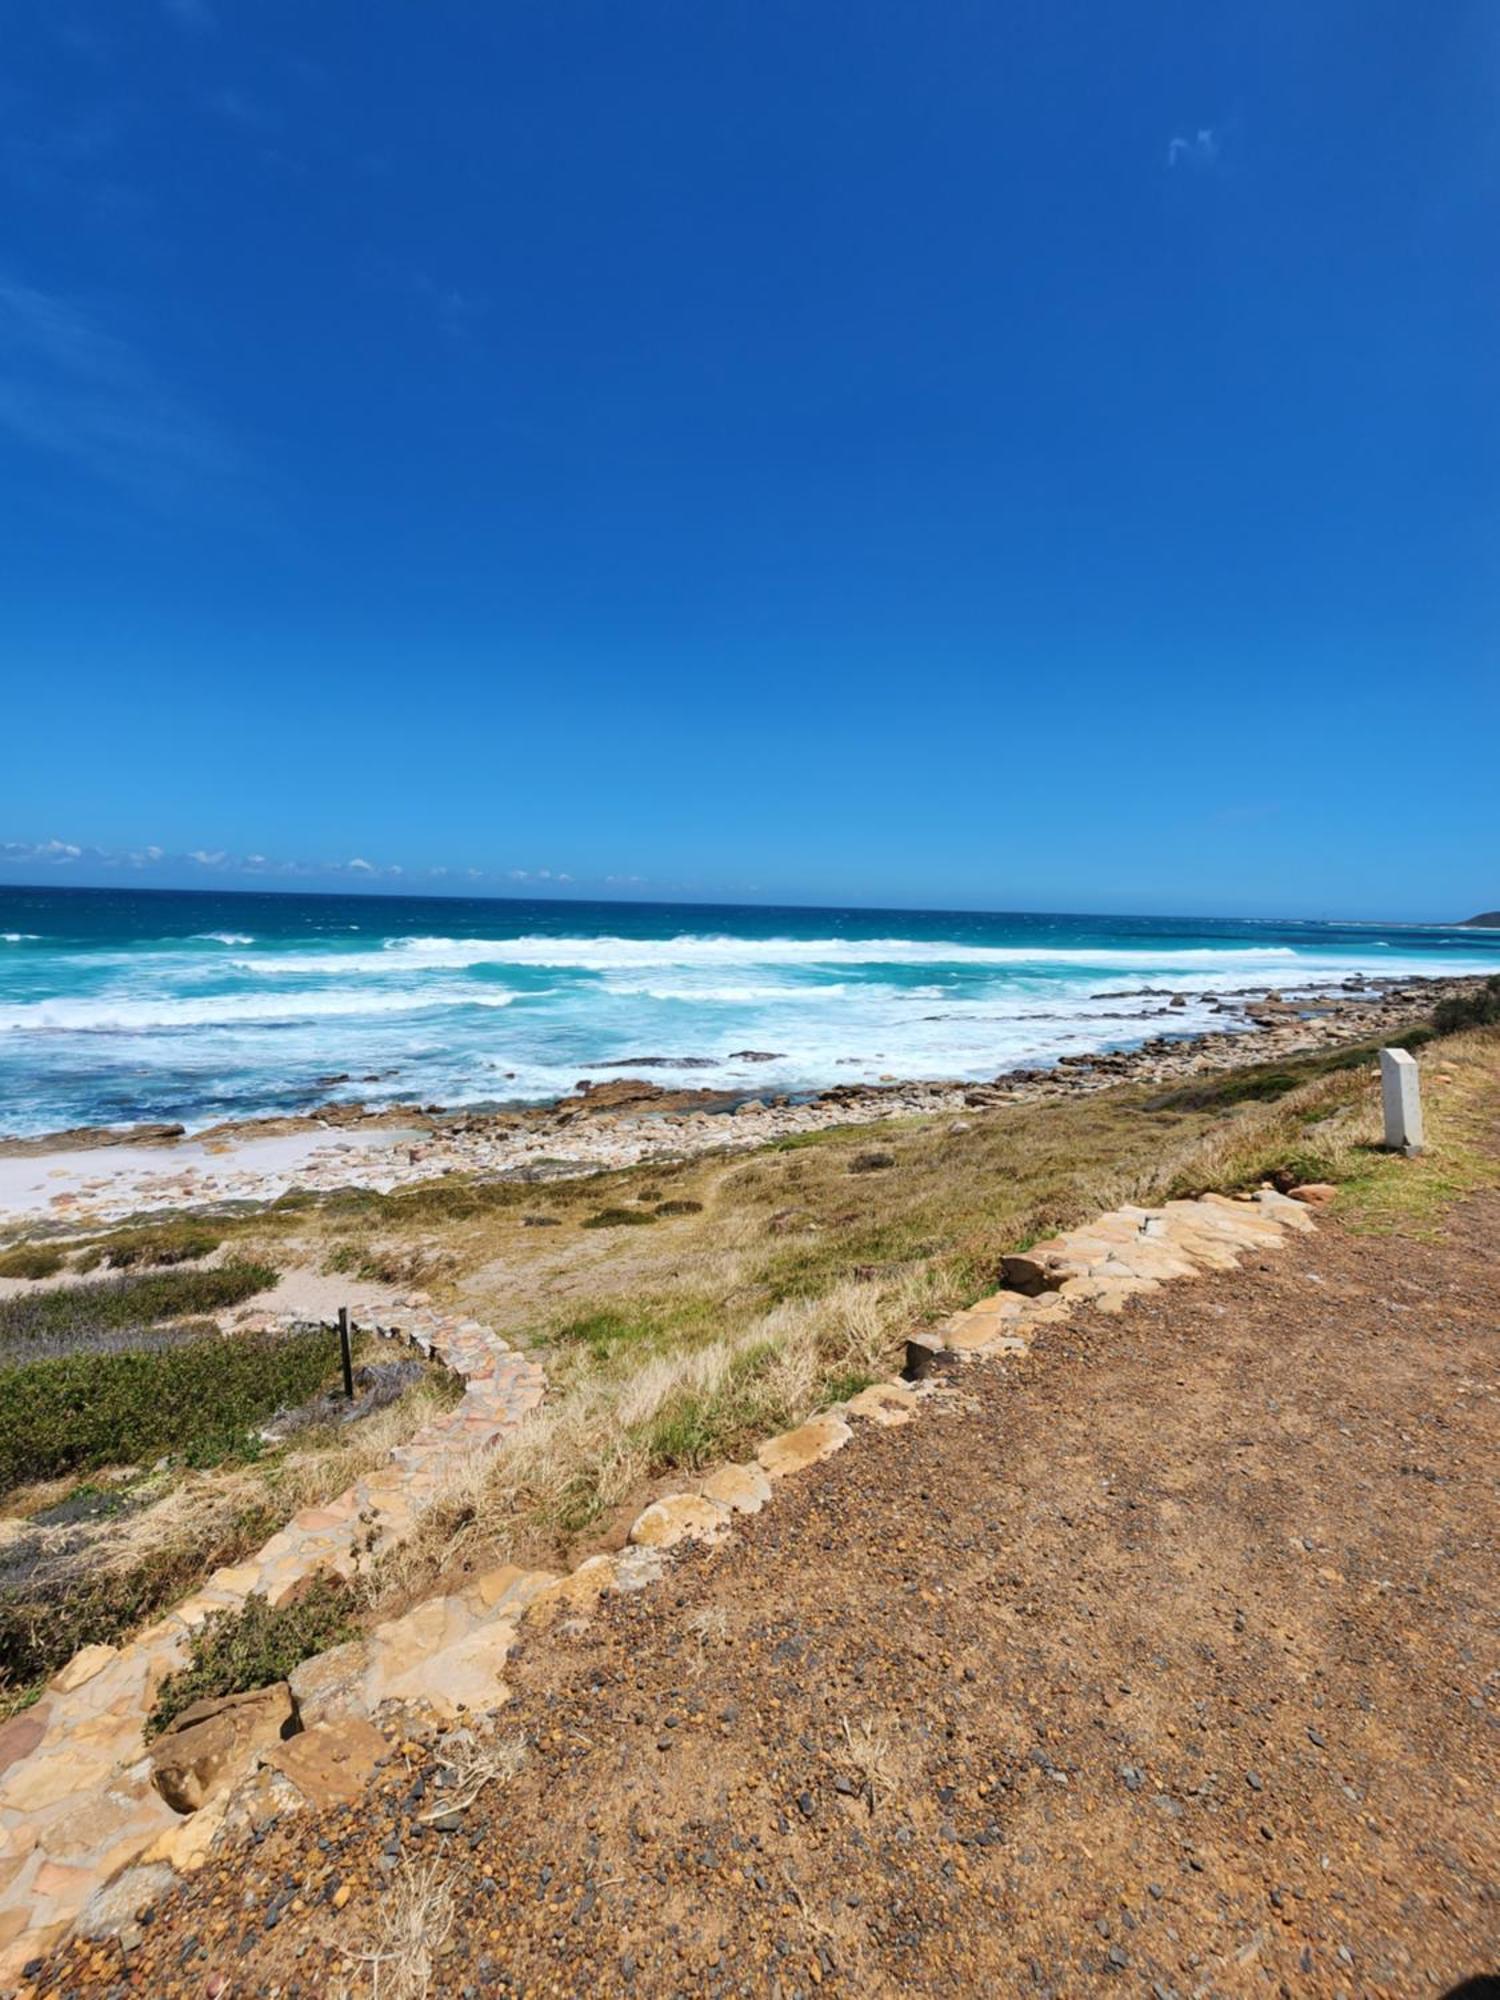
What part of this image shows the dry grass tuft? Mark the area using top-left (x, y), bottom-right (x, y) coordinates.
top-left (685, 1604), bottom-right (730, 1646)
top-left (419, 1727), bottom-right (526, 1821)
top-left (353, 1854), bottom-right (455, 2000)
top-left (839, 1714), bottom-right (897, 1814)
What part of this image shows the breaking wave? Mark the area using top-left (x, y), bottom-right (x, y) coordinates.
top-left (0, 988), bottom-right (518, 1034)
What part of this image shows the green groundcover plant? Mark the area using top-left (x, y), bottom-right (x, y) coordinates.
top-left (0, 1318), bottom-right (340, 1492)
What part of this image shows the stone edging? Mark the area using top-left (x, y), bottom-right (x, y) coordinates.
top-left (0, 1308), bottom-right (543, 1983)
top-left (0, 1185), bottom-right (1321, 1987)
top-left (615, 1187), bottom-right (1320, 1554)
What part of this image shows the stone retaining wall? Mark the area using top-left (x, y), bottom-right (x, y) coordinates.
top-left (0, 1308), bottom-right (543, 1984)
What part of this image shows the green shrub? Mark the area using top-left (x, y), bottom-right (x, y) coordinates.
top-left (0, 1262), bottom-right (276, 1360)
top-left (823, 1369), bottom-right (876, 1405)
top-left (87, 1222), bottom-right (224, 1270)
top-left (0, 1245), bottom-right (65, 1281)
top-left (1433, 975), bottom-right (1500, 1036)
top-left (581, 1207), bottom-right (658, 1229)
top-left (0, 1320), bottom-right (342, 1492)
top-left (654, 1199), bottom-right (704, 1217)
top-left (147, 1579), bottom-right (357, 1737)
top-left (1146, 1033), bottom-right (1429, 1114)
top-left (556, 1307), bottom-right (646, 1357)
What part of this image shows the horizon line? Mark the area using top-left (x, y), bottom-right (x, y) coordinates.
top-left (0, 876), bottom-right (1486, 934)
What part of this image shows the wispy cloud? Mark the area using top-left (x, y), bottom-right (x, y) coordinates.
top-left (1168, 127), bottom-right (1220, 171)
top-left (2, 839), bottom-right (82, 864)
top-left (0, 274), bottom-right (237, 499)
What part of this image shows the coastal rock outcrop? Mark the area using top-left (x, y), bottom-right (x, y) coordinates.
top-left (149, 1683), bottom-right (296, 1814)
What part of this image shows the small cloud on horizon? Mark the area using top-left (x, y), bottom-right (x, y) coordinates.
top-left (0, 838), bottom-right (597, 895)
top-left (2, 838), bottom-right (82, 864)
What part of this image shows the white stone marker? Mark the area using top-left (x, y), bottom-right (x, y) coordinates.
top-left (1380, 1046), bottom-right (1423, 1154)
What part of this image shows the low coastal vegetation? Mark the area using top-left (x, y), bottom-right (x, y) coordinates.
top-left (1433, 971), bottom-right (1500, 1035)
top-left (73, 1219), bottom-right (224, 1270)
top-left (0, 1262), bottom-right (276, 1360)
top-left (3, 1009), bottom-right (1496, 1723)
top-left (147, 1579), bottom-right (357, 1737)
top-left (0, 1219), bottom-right (225, 1282)
top-left (0, 1321), bottom-right (344, 1491)
top-left (0, 1244), bottom-right (67, 1280)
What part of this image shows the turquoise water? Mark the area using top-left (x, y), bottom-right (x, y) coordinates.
top-left (1, 886), bottom-right (1495, 1137)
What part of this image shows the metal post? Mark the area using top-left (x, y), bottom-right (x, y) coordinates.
top-left (337, 1305), bottom-right (355, 1399)
top-left (1379, 1047), bottom-right (1423, 1154)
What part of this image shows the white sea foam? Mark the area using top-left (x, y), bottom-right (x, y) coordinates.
top-left (192, 931), bottom-right (256, 946)
top-left (1, 934), bottom-right (40, 943)
top-left (597, 981), bottom-right (853, 1004)
top-left (231, 933), bottom-right (1327, 978)
top-left (219, 932), bottom-right (1494, 995)
top-left (0, 988), bottom-right (519, 1034)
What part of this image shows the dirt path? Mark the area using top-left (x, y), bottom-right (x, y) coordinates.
top-left (31, 1195), bottom-right (1499, 1999)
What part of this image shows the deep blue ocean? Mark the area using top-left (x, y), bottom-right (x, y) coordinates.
top-left (1, 886), bottom-right (1496, 1138)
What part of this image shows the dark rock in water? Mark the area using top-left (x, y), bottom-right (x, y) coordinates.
top-left (727, 1050), bottom-right (785, 1062)
top-left (597, 1055), bottom-right (720, 1069)
top-left (314, 1074), bottom-right (353, 1087)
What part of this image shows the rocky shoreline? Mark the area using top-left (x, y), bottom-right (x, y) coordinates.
top-left (0, 974), bottom-right (1480, 1230)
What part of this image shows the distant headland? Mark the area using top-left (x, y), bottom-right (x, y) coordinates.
top-left (1460, 911), bottom-right (1500, 928)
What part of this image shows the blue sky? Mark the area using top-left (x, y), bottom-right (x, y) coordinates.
top-left (1, 1), bottom-right (1495, 920)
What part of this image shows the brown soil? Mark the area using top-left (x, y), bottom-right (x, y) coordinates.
top-left (32, 1198), bottom-right (1499, 1999)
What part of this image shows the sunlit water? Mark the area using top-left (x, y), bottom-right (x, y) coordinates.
top-left (1, 886), bottom-right (1495, 1137)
